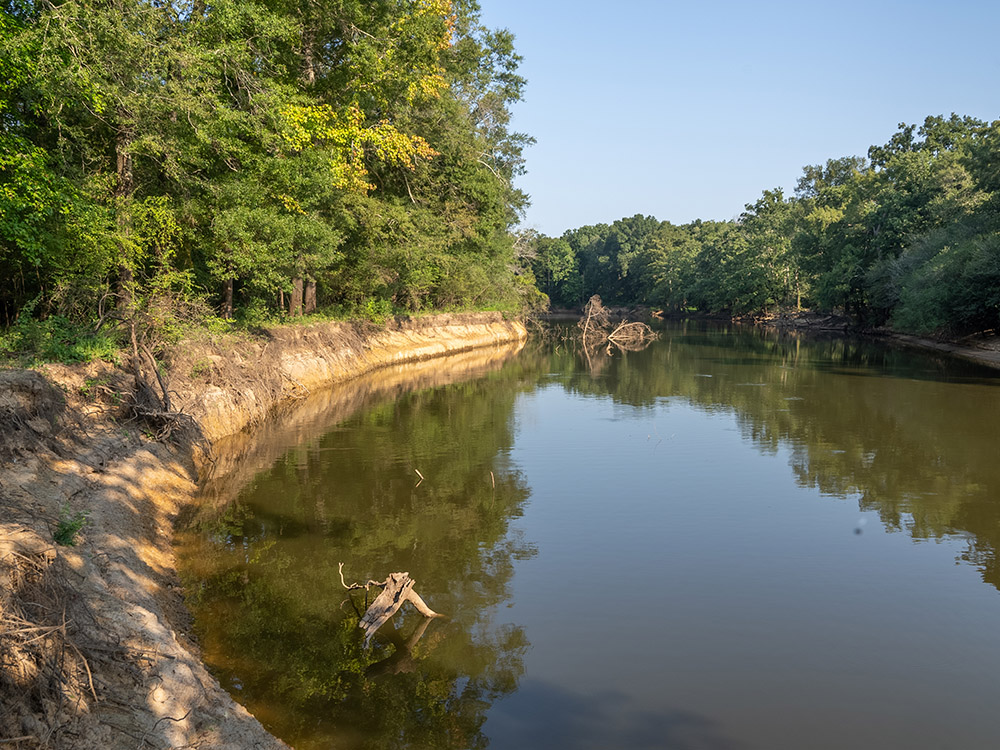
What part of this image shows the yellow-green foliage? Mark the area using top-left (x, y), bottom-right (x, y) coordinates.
top-left (279, 104), bottom-right (438, 193)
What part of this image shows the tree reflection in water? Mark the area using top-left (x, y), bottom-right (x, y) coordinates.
top-left (545, 320), bottom-right (1000, 591)
top-left (178, 370), bottom-right (536, 750)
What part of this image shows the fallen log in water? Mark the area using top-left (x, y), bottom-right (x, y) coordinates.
top-left (339, 564), bottom-right (442, 646)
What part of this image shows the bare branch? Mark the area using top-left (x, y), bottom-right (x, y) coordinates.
top-left (337, 562), bottom-right (385, 592)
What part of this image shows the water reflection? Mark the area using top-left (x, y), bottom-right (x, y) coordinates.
top-left (178, 322), bottom-right (1000, 750)
top-left (532, 321), bottom-right (1000, 590)
top-left (489, 680), bottom-right (745, 750)
top-left (178, 347), bottom-right (536, 750)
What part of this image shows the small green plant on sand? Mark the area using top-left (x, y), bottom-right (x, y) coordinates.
top-left (80, 375), bottom-right (123, 406)
top-left (54, 506), bottom-right (88, 546)
top-left (189, 357), bottom-right (213, 379)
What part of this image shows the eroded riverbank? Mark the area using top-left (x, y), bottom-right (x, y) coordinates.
top-left (0, 313), bottom-right (526, 749)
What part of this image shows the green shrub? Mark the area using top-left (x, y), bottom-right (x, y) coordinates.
top-left (361, 297), bottom-right (394, 325)
top-left (53, 506), bottom-right (88, 547)
top-left (0, 300), bottom-right (121, 364)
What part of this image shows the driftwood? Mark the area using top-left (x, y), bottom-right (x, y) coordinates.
top-left (579, 294), bottom-right (612, 344)
top-left (339, 564), bottom-right (442, 646)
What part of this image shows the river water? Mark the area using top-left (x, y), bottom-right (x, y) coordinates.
top-left (176, 322), bottom-right (1000, 749)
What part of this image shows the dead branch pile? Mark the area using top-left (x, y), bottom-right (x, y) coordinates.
top-left (121, 295), bottom-right (208, 442)
top-left (606, 320), bottom-right (659, 350)
top-left (577, 295), bottom-right (657, 353)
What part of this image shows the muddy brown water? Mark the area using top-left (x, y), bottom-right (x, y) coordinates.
top-left (176, 321), bottom-right (1000, 750)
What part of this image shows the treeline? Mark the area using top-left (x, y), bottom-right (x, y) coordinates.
top-left (1, 0), bottom-right (535, 335)
top-left (529, 114), bottom-right (1000, 335)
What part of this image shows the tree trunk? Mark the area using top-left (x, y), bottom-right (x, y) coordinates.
top-left (304, 280), bottom-right (317, 314)
top-left (290, 277), bottom-right (304, 316)
top-left (115, 122), bottom-right (134, 199)
top-left (114, 121), bottom-right (135, 314)
top-left (301, 27), bottom-right (317, 85)
top-left (222, 278), bottom-right (234, 319)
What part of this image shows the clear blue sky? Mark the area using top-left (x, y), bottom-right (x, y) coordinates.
top-left (476, 0), bottom-right (1000, 237)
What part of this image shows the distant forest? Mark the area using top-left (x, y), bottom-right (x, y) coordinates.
top-left (528, 114), bottom-right (1000, 336)
top-left (1, 0), bottom-right (535, 350)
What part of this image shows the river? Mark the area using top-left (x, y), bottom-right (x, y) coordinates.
top-left (175, 321), bottom-right (1000, 749)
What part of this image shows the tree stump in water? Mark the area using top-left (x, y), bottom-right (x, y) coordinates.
top-left (340, 565), bottom-right (441, 646)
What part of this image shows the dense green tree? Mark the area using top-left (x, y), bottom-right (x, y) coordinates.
top-left (528, 235), bottom-right (582, 308)
top-left (736, 189), bottom-right (800, 312)
top-left (1, 0), bottom-right (535, 346)
top-left (646, 220), bottom-right (718, 312)
top-left (867, 116), bottom-right (999, 333)
top-left (601, 214), bottom-right (662, 304)
top-left (563, 222), bottom-right (611, 303)
top-left (790, 156), bottom-right (871, 314)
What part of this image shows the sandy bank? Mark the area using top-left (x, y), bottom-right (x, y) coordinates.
top-left (869, 330), bottom-right (1000, 370)
top-left (755, 310), bottom-right (1000, 371)
top-left (0, 313), bottom-right (526, 750)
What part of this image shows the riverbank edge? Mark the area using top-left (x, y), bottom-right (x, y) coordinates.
top-left (0, 312), bottom-right (527, 750)
top-left (544, 307), bottom-right (1000, 371)
top-left (752, 312), bottom-right (1000, 370)
top-left (864, 329), bottom-right (1000, 370)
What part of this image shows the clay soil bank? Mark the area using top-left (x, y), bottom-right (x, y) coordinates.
top-left (0, 313), bottom-right (526, 750)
